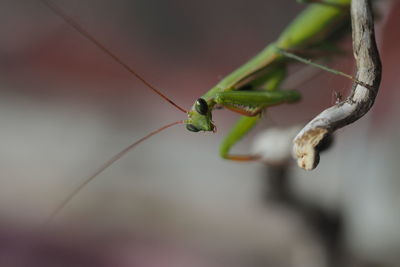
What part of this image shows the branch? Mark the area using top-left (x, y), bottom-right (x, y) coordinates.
top-left (292, 0), bottom-right (382, 170)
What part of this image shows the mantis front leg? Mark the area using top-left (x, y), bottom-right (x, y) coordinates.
top-left (218, 67), bottom-right (300, 161)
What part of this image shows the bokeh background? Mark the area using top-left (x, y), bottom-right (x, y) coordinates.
top-left (0, 0), bottom-right (398, 266)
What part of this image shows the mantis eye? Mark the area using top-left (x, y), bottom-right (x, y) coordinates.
top-left (195, 98), bottom-right (208, 115)
top-left (186, 124), bottom-right (200, 132)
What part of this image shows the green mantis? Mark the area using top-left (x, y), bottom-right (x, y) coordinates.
top-left (41, 0), bottom-right (354, 219)
top-left (186, 0), bottom-right (351, 161)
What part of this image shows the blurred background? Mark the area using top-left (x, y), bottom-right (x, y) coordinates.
top-left (0, 0), bottom-right (398, 266)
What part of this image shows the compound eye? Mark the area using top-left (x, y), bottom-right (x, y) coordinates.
top-left (186, 124), bottom-right (200, 132)
top-left (195, 98), bottom-right (208, 115)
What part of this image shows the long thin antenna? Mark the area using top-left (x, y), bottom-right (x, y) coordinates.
top-left (46, 120), bottom-right (183, 223)
top-left (41, 0), bottom-right (187, 113)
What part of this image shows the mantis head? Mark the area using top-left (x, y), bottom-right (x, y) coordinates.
top-left (185, 98), bottom-right (215, 132)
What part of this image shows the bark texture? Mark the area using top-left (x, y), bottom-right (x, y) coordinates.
top-left (293, 0), bottom-right (382, 170)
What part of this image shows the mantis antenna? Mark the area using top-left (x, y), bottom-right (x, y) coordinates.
top-left (46, 120), bottom-right (184, 223)
top-left (41, 0), bottom-right (187, 114)
top-left (39, 0), bottom-right (189, 221)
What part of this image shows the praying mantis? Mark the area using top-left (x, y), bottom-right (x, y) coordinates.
top-left (40, 0), bottom-right (357, 219)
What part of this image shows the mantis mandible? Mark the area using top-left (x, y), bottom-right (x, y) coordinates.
top-left (41, 0), bottom-right (355, 219)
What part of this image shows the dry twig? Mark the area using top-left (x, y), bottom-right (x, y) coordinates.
top-left (293, 0), bottom-right (382, 170)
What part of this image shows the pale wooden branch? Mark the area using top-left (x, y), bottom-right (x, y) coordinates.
top-left (293, 0), bottom-right (382, 170)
